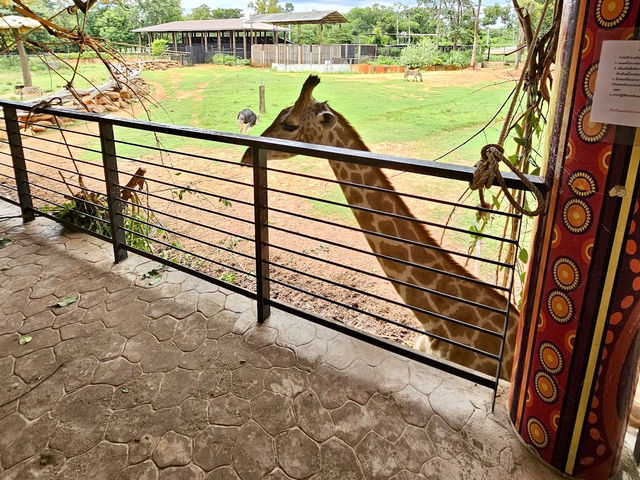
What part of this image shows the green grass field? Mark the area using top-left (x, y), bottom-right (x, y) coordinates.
top-left (137, 66), bottom-right (515, 164)
top-left (0, 62), bottom-right (113, 99)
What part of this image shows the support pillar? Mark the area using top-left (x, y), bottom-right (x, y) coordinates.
top-left (232, 30), bottom-right (236, 55)
top-left (510, 2), bottom-right (640, 479)
top-left (243, 30), bottom-right (247, 59)
top-left (172, 32), bottom-right (177, 51)
top-left (217, 31), bottom-right (221, 53)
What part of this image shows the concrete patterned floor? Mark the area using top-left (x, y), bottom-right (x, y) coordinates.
top-left (0, 200), bottom-right (638, 480)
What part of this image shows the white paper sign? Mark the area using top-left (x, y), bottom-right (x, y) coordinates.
top-left (591, 40), bottom-right (640, 127)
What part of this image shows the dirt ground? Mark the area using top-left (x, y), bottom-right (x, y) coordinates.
top-left (0, 66), bottom-right (521, 351)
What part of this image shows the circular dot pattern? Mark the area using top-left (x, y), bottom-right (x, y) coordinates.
top-left (577, 106), bottom-right (608, 144)
top-left (535, 371), bottom-right (559, 403)
top-left (595, 0), bottom-right (631, 28)
top-left (539, 342), bottom-right (564, 374)
top-left (548, 290), bottom-right (574, 324)
top-left (568, 170), bottom-right (597, 197)
top-left (527, 417), bottom-right (549, 449)
top-left (583, 63), bottom-right (598, 100)
top-left (563, 198), bottom-right (593, 234)
top-left (553, 257), bottom-right (581, 291)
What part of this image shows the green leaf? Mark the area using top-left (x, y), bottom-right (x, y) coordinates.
top-left (514, 137), bottom-right (528, 147)
top-left (148, 276), bottom-right (162, 286)
top-left (492, 195), bottom-right (501, 209)
top-left (0, 237), bottom-right (10, 248)
top-left (57, 295), bottom-right (78, 307)
top-left (518, 248), bottom-right (529, 263)
top-left (18, 334), bottom-right (32, 345)
top-left (141, 265), bottom-right (166, 279)
top-left (514, 123), bottom-right (524, 138)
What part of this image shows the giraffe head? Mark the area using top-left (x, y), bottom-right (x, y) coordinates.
top-left (240, 75), bottom-right (367, 164)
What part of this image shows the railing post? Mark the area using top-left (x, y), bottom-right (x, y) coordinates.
top-left (99, 121), bottom-right (127, 263)
top-left (252, 147), bottom-right (270, 323)
top-left (3, 107), bottom-right (34, 222)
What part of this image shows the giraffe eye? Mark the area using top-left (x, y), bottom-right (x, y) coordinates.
top-left (282, 122), bottom-right (299, 132)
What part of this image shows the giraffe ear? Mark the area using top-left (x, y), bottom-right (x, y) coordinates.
top-left (317, 111), bottom-right (337, 130)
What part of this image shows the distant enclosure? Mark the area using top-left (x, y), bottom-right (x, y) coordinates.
top-left (250, 44), bottom-right (378, 68)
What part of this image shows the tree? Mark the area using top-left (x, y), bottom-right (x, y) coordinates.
top-left (88, 4), bottom-right (139, 44)
top-left (247, 0), bottom-right (289, 14)
top-left (0, 15), bottom-right (42, 87)
top-left (211, 8), bottom-right (243, 18)
top-left (138, 0), bottom-right (181, 26)
top-left (470, 0), bottom-right (481, 68)
top-left (185, 4), bottom-right (211, 20)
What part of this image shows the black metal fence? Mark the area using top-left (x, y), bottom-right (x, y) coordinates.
top-left (0, 100), bottom-right (545, 402)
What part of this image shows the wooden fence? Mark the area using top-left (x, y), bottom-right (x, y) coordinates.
top-left (250, 44), bottom-right (377, 68)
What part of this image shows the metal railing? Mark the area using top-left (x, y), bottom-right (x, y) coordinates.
top-left (0, 99), bottom-right (546, 402)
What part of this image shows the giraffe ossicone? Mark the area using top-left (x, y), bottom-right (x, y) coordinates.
top-left (241, 75), bottom-right (519, 381)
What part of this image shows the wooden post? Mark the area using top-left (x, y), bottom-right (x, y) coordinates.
top-left (172, 32), bottom-right (177, 51)
top-left (217, 31), bottom-right (221, 53)
top-left (317, 24), bottom-right (323, 64)
top-left (203, 31), bottom-right (208, 52)
top-left (274, 27), bottom-right (279, 64)
top-left (188, 33), bottom-right (192, 48)
top-left (259, 84), bottom-right (265, 114)
top-left (297, 24), bottom-right (302, 64)
top-left (243, 30), bottom-right (247, 59)
top-left (232, 30), bottom-right (236, 56)
top-left (147, 32), bottom-right (152, 47)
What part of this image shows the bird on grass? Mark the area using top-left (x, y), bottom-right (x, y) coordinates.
top-left (237, 109), bottom-right (258, 134)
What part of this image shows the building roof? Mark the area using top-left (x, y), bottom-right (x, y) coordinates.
top-left (247, 10), bottom-right (348, 25)
top-left (132, 19), bottom-right (289, 33)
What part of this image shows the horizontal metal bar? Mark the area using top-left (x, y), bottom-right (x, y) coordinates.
top-left (267, 258), bottom-right (504, 336)
top-left (19, 133), bottom-right (103, 155)
top-left (0, 175), bottom-right (18, 187)
top-left (269, 205), bottom-right (515, 270)
top-left (121, 172), bottom-right (253, 208)
top-left (114, 153), bottom-right (253, 188)
top-left (268, 186), bottom-right (518, 245)
top-left (114, 139), bottom-right (249, 169)
top-left (120, 226), bottom-right (256, 278)
top-left (117, 182), bottom-right (253, 226)
top-left (266, 165), bottom-right (521, 219)
top-left (22, 121), bottom-right (100, 138)
top-left (0, 194), bottom-right (20, 206)
top-left (20, 145), bottom-right (105, 173)
top-left (268, 300), bottom-right (498, 390)
top-left (120, 211), bottom-right (255, 260)
top-left (268, 223), bottom-right (511, 291)
top-left (118, 195), bottom-right (254, 243)
top-left (24, 157), bottom-right (105, 185)
top-left (0, 151), bottom-right (11, 157)
top-left (29, 188), bottom-right (110, 225)
top-left (26, 169), bottom-right (107, 200)
top-left (0, 99), bottom-right (546, 192)
top-left (124, 243), bottom-right (257, 299)
top-left (268, 276), bottom-right (500, 360)
top-left (33, 206), bottom-right (112, 240)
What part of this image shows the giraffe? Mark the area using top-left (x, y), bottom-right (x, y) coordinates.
top-left (241, 75), bottom-right (519, 380)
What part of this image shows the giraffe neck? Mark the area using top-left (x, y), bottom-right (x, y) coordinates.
top-left (325, 125), bottom-right (518, 380)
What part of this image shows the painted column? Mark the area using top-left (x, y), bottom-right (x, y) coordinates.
top-left (509, 1), bottom-right (640, 479)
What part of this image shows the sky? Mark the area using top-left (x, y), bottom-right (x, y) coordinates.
top-left (181, 0), bottom-right (509, 16)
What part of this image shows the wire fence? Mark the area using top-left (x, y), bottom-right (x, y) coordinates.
top-left (0, 100), bottom-right (546, 403)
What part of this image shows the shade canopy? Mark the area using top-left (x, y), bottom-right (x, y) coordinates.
top-left (132, 19), bottom-right (289, 33)
top-left (248, 10), bottom-right (348, 26)
top-left (0, 15), bottom-right (42, 33)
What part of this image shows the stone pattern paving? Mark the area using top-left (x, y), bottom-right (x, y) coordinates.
top-left (0, 202), bottom-right (638, 480)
